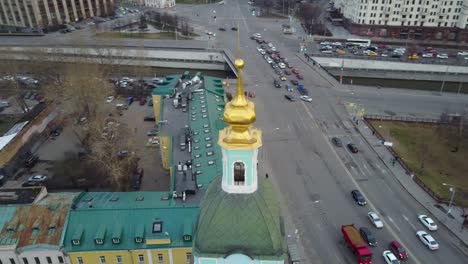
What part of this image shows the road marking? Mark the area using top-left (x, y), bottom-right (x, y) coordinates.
top-left (298, 102), bottom-right (424, 264)
top-left (403, 214), bottom-right (418, 230)
top-left (388, 216), bottom-right (401, 232)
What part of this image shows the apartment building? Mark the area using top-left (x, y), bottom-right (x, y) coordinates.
top-left (0, 0), bottom-right (114, 29)
top-left (332, 0), bottom-right (468, 41)
top-left (144, 0), bottom-right (175, 8)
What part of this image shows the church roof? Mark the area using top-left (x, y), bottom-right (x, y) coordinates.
top-left (193, 176), bottom-right (286, 259)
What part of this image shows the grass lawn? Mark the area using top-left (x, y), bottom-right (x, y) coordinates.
top-left (0, 115), bottom-right (19, 135)
top-left (370, 120), bottom-right (468, 206)
top-left (96, 32), bottom-right (193, 40)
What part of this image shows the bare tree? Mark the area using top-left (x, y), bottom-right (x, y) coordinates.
top-left (298, 2), bottom-right (328, 35)
top-left (258, 0), bottom-right (275, 15)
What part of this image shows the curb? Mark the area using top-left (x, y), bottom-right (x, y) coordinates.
top-left (351, 113), bottom-right (468, 251)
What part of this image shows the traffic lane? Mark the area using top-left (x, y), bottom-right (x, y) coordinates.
top-left (340, 134), bottom-right (467, 263)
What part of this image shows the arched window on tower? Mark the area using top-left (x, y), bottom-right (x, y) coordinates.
top-left (233, 162), bottom-right (245, 185)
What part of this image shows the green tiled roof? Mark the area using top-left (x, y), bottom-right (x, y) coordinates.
top-left (63, 192), bottom-right (199, 252)
top-left (189, 76), bottom-right (226, 189)
top-left (152, 74), bottom-right (181, 96)
top-left (193, 177), bottom-right (287, 260)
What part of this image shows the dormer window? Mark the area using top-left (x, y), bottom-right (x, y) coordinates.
top-left (112, 238), bottom-right (120, 244)
top-left (72, 239), bottom-right (80, 246)
top-left (234, 162), bottom-right (245, 186)
top-left (183, 235), bottom-right (192, 241)
top-left (95, 239), bottom-right (104, 245)
top-left (135, 237), bottom-right (143, 243)
top-left (152, 221), bottom-right (162, 233)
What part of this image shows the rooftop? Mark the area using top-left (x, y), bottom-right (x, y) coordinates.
top-left (0, 192), bottom-right (77, 248)
top-left (63, 192), bottom-right (199, 252)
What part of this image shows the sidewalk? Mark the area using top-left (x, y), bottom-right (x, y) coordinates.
top-left (347, 109), bottom-right (468, 254)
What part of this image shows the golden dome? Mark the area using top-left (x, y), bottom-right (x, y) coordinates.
top-left (220, 57), bottom-right (260, 147)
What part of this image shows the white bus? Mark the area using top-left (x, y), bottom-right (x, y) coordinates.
top-left (345, 38), bottom-right (371, 47)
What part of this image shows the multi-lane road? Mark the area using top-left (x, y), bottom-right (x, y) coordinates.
top-left (3, 1), bottom-right (467, 263)
top-left (178, 1), bottom-right (468, 263)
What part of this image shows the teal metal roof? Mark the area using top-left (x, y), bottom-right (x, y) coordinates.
top-left (63, 192), bottom-right (199, 252)
top-left (152, 74), bottom-right (181, 96)
top-left (194, 176), bottom-right (287, 260)
top-left (189, 76), bottom-right (226, 189)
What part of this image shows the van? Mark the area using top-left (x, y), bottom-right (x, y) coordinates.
top-left (180, 134), bottom-right (186, 151)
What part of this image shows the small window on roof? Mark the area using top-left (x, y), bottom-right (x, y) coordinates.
top-left (112, 238), bottom-right (120, 244)
top-left (195, 163), bottom-right (201, 167)
top-left (136, 197), bottom-right (144, 201)
top-left (206, 143), bottom-right (212, 147)
top-left (84, 197), bottom-right (93, 202)
top-left (202, 109), bottom-right (207, 113)
top-left (135, 237), bottom-right (143, 243)
top-left (194, 132), bottom-right (199, 135)
top-left (72, 239), bottom-right (80, 246)
top-left (194, 139), bottom-right (200, 143)
top-left (217, 107), bottom-right (222, 111)
top-left (95, 239), bottom-right (104, 245)
top-left (192, 118), bottom-right (196, 121)
top-left (191, 107), bottom-right (196, 110)
top-left (205, 137), bottom-right (211, 141)
top-left (110, 197), bottom-right (119, 202)
top-left (200, 96), bottom-right (205, 99)
top-left (207, 151), bottom-right (214, 156)
top-left (201, 100), bottom-right (205, 103)
top-left (204, 129), bottom-right (210, 133)
top-left (183, 235), bottom-right (192, 241)
top-left (194, 146), bottom-right (200, 150)
top-left (203, 124), bottom-right (209, 128)
top-left (208, 161), bottom-right (215, 165)
top-left (196, 170), bottom-right (202, 175)
top-left (195, 154), bottom-right (201, 158)
top-left (152, 221), bottom-right (163, 233)
top-left (202, 114), bottom-right (208, 118)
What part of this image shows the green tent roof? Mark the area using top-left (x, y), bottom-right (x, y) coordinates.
top-left (193, 176), bottom-right (286, 260)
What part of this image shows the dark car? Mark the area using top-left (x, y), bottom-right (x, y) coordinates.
top-left (231, 27), bottom-right (238, 31)
top-left (290, 79), bottom-right (299, 85)
top-left (284, 70), bottom-right (291, 75)
top-left (132, 168), bottom-right (144, 190)
top-left (274, 79), bottom-right (281, 88)
top-left (360, 227), bottom-right (377, 247)
top-left (50, 126), bottom-right (63, 139)
top-left (218, 27), bottom-right (226, 31)
top-left (347, 143), bottom-right (358, 153)
top-left (331, 137), bottom-right (342, 147)
top-left (24, 155), bottom-right (39, 168)
top-left (274, 69), bottom-right (281, 75)
top-left (284, 94), bottom-right (295, 101)
top-left (390, 241), bottom-right (408, 260)
top-left (271, 63), bottom-right (278, 69)
top-left (351, 189), bottom-right (366, 206)
top-left (139, 98), bottom-right (147, 105)
top-left (296, 74), bottom-right (304, 80)
top-left (22, 181), bottom-right (43, 187)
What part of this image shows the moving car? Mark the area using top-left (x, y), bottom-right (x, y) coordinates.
top-left (231, 27), bottom-right (238, 31)
top-left (457, 51), bottom-right (468, 56)
top-left (418, 214), bottom-right (438, 231)
top-left (28, 175), bottom-right (48, 182)
top-left (382, 250), bottom-right (400, 264)
top-left (300, 95), bottom-right (312, 102)
top-left (347, 143), bottom-right (358, 153)
top-left (368, 212), bottom-right (384, 228)
top-left (351, 189), bottom-right (366, 206)
top-left (416, 231), bottom-right (439, 250)
top-left (331, 137), bottom-right (342, 147)
top-left (422, 53), bottom-right (434, 58)
top-left (389, 241), bottom-right (408, 260)
top-left (284, 94), bottom-right (295, 101)
top-left (360, 227), bottom-right (377, 247)
top-left (218, 27), bottom-right (226, 31)
top-left (437, 54), bottom-right (448, 59)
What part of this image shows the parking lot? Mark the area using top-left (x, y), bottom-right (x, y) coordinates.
top-left (313, 39), bottom-right (468, 65)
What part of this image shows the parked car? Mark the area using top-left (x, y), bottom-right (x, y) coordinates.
top-left (290, 79), bottom-right (299, 85)
top-left (347, 143), bottom-right (358, 153)
top-left (416, 231), bottom-right (439, 250)
top-left (360, 227), bottom-right (377, 247)
top-left (280, 76), bottom-right (287, 81)
top-left (418, 215), bottom-right (438, 231)
top-left (147, 129), bottom-right (159, 136)
top-left (139, 98), bottom-right (147, 105)
top-left (351, 189), bottom-right (366, 205)
top-left (331, 137), bottom-right (342, 147)
top-left (284, 94), bottom-right (295, 101)
top-left (389, 241), bottom-right (408, 260)
top-left (231, 27), bottom-right (238, 31)
top-left (368, 212), bottom-right (384, 228)
top-left (24, 155), bottom-right (39, 168)
top-left (274, 79), bottom-right (281, 88)
top-left (296, 74), bottom-right (304, 80)
top-left (284, 70), bottom-right (291, 75)
top-left (218, 27), bottom-right (226, 31)
top-left (285, 84), bottom-right (293, 92)
top-left (106, 96), bottom-right (115, 103)
top-left (292, 69), bottom-right (300, 74)
top-left (28, 175), bottom-right (47, 182)
top-left (382, 250), bottom-right (400, 264)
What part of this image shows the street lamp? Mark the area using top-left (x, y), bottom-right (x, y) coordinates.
top-left (442, 183), bottom-right (456, 217)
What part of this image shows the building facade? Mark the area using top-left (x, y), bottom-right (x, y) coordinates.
top-left (63, 192), bottom-right (197, 264)
top-left (0, 0), bottom-right (115, 29)
top-left (144, 0), bottom-right (174, 8)
top-left (332, 0), bottom-right (468, 41)
top-left (0, 188), bottom-right (76, 264)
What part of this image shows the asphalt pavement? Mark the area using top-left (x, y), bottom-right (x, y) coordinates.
top-left (176, 1), bottom-right (468, 263)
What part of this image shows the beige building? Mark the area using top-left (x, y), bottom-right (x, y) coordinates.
top-left (0, 0), bottom-right (115, 29)
top-left (144, 0), bottom-right (175, 8)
